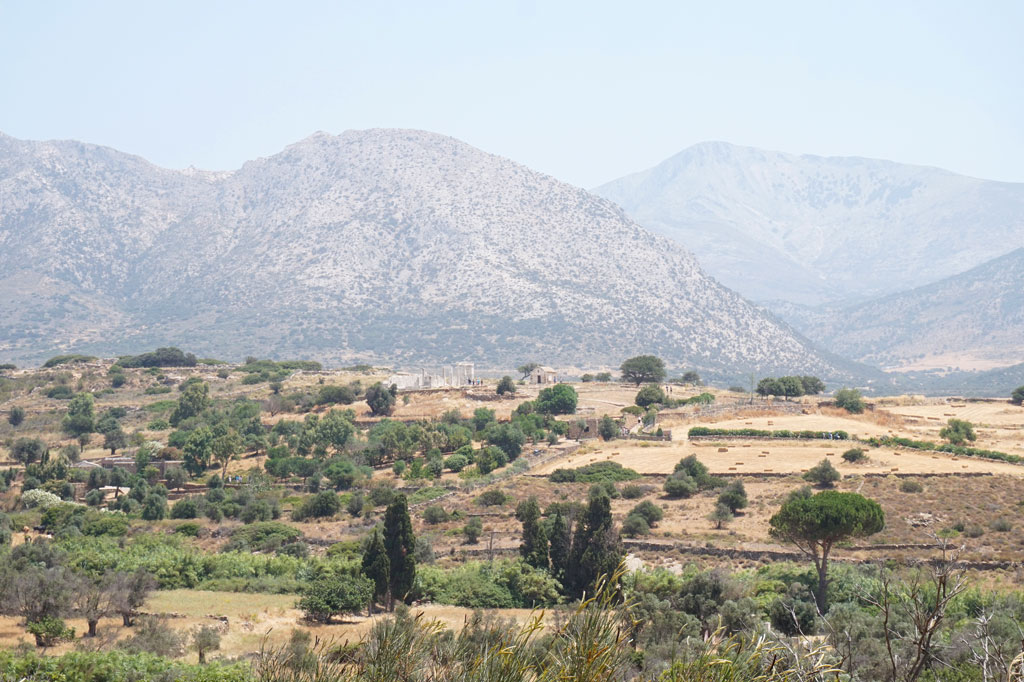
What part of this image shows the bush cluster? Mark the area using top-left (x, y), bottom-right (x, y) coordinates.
top-left (688, 427), bottom-right (849, 440)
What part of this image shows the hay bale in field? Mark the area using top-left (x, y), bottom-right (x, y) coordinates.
top-left (718, 447), bottom-right (728, 453)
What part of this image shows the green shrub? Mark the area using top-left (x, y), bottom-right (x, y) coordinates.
top-left (768, 586), bottom-right (817, 636)
top-left (444, 453), bottom-right (469, 472)
top-left (717, 480), bottom-right (748, 512)
top-left (803, 459), bottom-right (841, 488)
top-left (965, 525), bottom-right (985, 538)
top-left (621, 484), bottom-right (646, 499)
top-left (299, 574), bottom-right (372, 623)
top-left (991, 517), bottom-right (1013, 532)
top-left (548, 461), bottom-right (640, 484)
top-left (842, 448), bottom-right (867, 463)
top-left (416, 561), bottom-right (561, 608)
top-left (406, 486), bottom-right (448, 505)
top-left (223, 522), bottom-right (301, 552)
top-left (45, 385), bottom-right (74, 399)
top-left (635, 384), bottom-right (666, 408)
top-left (42, 354), bottom-right (96, 368)
top-left (476, 490), bottom-right (508, 506)
top-left (292, 491), bottom-right (340, 521)
top-left (535, 384), bottom-right (578, 415)
top-left (8, 406), bottom-right (26, 427)
top-left (664, 473), bottom-right (698, 498)
top-left (27, 617), bottom-right (75, 647)
top-left (0, 649), bottom-right (245, 680)
top-left (899, 480), bottom-right (923, 493)
top-left (621, 514), bottom-right (650, 537)
top-left (865, 435), bottom-right (1021, 464)
top-left (174, 522), bottom-right (201, 537)
top-left (940, 419), bottom-right (977, 446)
top-left (629, 500), bottom-right (664, 527)
top-left (688, 426), bottom-right (849, 440)
top-left (170, 498), bottom-right (199, 519)
top-left (463, 518), bottom-right (483, 543)
top-left (422, 505), bottom-right (449, 524)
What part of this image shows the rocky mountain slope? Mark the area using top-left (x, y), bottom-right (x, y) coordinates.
top-left (594, 142), bottom-right (1024, 306)
top-left (772, 248), bottom-right (1024, 372)
top-left (0, 129), bottom-right (863, 380)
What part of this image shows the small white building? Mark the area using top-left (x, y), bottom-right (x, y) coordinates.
top-left (530, 366), bottom-right (558, 384)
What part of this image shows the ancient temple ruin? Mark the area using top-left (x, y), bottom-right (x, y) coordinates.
top-left (389, 362), bottom-right (475, 390)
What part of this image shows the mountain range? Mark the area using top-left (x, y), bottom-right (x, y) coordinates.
top-left (0, 129), bottom-right (864, 383)
top-left (594, 142), bottom-right (1024, 307)
top-left (771, 248), bottom-right (1024, 372)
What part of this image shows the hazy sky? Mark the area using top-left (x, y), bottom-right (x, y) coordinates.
top-left (2, 1), bottom-right (1021, 187)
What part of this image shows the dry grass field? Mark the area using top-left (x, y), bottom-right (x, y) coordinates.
top-left (0, 590), bottom-right (550, 660)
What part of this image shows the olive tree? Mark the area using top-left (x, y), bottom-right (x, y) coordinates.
top-left (834, 388), bottom-right (865, 414)
top-left (7, 407), bottom-right (25, 427)
top-left (769, 491), bottom-right (884, 613)
top-left (496, 375), bottom-right (516, 395)
top-left (619, 355), bottom-right (666, 386)
top-left (365, 382), bottom-right (397, 417)
top-left (298, 574), bottom-right (372, 623)
top-left (939, 418), bottom-right (977, 445)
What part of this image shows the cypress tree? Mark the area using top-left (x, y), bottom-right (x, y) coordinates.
top-left (516, 498), bottom-right (549, 570)
top-left (361, 529), bottom-right (390, 612)
top-left (382, 494), bottom-right (415, 610)
top-left (547, 512), bottom-right (571, 585)
top-left (566, 491), bottom-right (622, 598)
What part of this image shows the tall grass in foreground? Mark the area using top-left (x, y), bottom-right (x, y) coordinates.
top-left (252, 567), bottom-right (839, 682)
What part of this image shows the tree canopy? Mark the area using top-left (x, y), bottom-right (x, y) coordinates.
top-left (365, 382), bottom-right (397, 417)
top-left (756, 375), bottom-right (824, 399)
top-left (620, 356), bottom-right (666, 385)
top-left (769, 491), bottom-right (884, 612)
top-left (170, 381), bottom-right (210, 426)
top-left (535, 384), bottom-right (577, 415)
top-left (803, 458), bottom-right (841, 488)
top-left (833, 388), bottom-right (865, 414)
top-left (61, 393), bottom-right (96, 437)
top-left (117, 347), bottom-right (197, 369)
top-left (939, 419), bottom-right (977, 446)
top-left (517, 363), bottom-right (540, 379)
top-left (496, 376), bottom-right (516, 395)
top-left (634, 384), bottom-right (666, 408)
